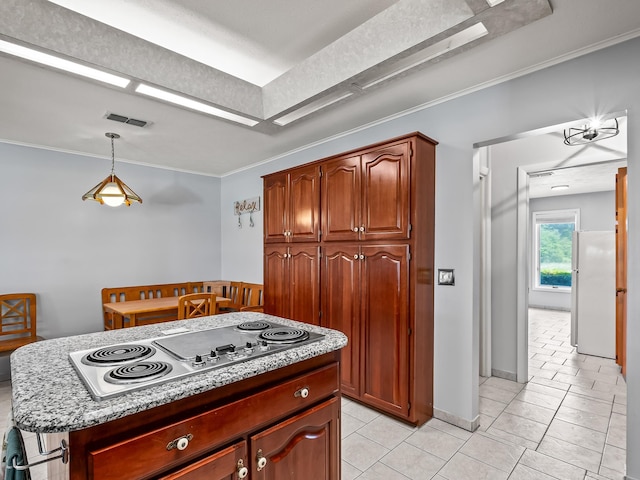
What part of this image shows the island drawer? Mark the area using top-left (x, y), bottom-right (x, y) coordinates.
top-left (88, 362), bottom-right (339, 479)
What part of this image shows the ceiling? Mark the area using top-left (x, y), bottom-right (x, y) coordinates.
top-left (1, 0), bottom-right (640, 176)
top-left (513, 116), bottom-right (628, 198)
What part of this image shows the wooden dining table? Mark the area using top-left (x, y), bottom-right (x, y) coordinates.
top-left (103, 296), bottom-right (231, 329)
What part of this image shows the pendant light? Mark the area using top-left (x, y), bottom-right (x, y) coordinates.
top-left (82, 133), bottom-right (142, 207)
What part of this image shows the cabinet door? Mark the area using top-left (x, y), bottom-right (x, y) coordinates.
top-left (321, 155), bottom-right (361, 242)
top-left (264, 173), bottom-right (289, 243)
top-left (289, 245), bottom-right (321, 325)
top-left (250, 398), bottom-right (340, 480)
top-left (289, 164), bottom-right (321, 242)
top-left (158, 441), bottom-right (247, 480)
top-left (361, 142), bottom-right (411, 240)
top-left (360, 244), bottom-right (410, 417)
top-left (322, 244), bottom-right (361, 396)
top-left (264, 246), bottom-right (290, 318)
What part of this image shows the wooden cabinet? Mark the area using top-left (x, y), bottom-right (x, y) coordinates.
top-left (67, 354), bottom-right (341, 480)
top-left (264, 245), bottom-right (320, 325)
top-left (321, 141), bottom-right (410, 242)
top-left (264, 132), bottom-right (436, 425)
top-left (157, 442), bottom-right (247, 480)
top-left (250, 398), bottom-right (340, 480)
top-left (264, 164), bottom-right (320, 243)
top-left (322, 244), bottom-right (410, 417)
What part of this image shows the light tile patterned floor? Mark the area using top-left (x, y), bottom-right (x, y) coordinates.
top-left (0, 308), bottom-right (627, 479)
top-left (340, 308), bottom-right (627, 480)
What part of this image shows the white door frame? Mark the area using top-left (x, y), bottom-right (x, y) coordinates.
top-left (478, 148), bottom-right (492, 378)
top-left (516, 167), bottom-right (530, 383)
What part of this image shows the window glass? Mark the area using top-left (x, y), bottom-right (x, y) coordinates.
top-left (532, 209), bottom-right (579, 290)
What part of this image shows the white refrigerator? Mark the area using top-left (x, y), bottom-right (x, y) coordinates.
top-left (570, 231), bottom-right (616, 358)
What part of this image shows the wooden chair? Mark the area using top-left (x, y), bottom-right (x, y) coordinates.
top-left (203, 280), bottom-right (230, 298)
top-left (178, 293), bottom-right (218, 320)
top-left (239, 283), bottom-right (264, 312)
top-left (218, 282), bottom-right (264, 313)
top-left (0, 293), bottom-right (43, 352)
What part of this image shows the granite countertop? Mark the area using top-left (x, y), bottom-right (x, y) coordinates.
top-left (10, 312), bottom-right (347, 433)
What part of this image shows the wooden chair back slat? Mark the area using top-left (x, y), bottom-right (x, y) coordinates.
top-left (178, 293), bottom-right (218, 320)
top-left (0, 293), bottom-right (42, 352)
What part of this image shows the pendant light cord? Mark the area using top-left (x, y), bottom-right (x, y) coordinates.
top-left (110, 134), bottom-right (116, 177)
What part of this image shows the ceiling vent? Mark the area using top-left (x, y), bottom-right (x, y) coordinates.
top-left (105, 112), bottom-right (149, 128)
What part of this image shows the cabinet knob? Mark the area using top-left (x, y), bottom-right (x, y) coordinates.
top-left (353, 227), bottom-right (359, 232)
top-left (237, 459), bottom-right (249, 479)
top-left (256, 449), bottom-right (268, 471)
top-left (353, 254), bottom-right (359, 260)
top-left (359, 254), bottom-right (365, 260)
top-left (359, 226), bottom-right (365, 232)
top-left (166, 433), bottom-right (193, 451)
top-left (295, 387), bottom-right (310, 398)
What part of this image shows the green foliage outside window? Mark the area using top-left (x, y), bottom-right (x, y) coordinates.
top-left (539, 222), bottom-right (574, 287)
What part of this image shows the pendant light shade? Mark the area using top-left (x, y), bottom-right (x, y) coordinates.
top-left (82, 133), bottom-right (142, 207)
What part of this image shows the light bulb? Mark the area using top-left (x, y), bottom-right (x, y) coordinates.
top-left (100, 182), bottom-right (125, 207)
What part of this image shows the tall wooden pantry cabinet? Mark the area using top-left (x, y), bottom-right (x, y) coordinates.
top-left (263, 133), bottom-right (436, 426)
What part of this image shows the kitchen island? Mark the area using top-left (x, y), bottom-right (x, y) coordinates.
top-left (11, 312), bottom-right (347, 479)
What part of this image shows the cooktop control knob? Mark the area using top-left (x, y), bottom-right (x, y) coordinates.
top-left (209, 350), bottom-right (218, 361)
top-left (193, 354), bottom-right (204, 366)
top-left (259, 340), bottom-right (269, 351)
top-left (244, 341), bottom-right (254, 353)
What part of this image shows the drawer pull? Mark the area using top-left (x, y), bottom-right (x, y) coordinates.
top-left (237, 459), bottom-right (249, 479)
top-left (295, 387), bottom-right (310, 399)
top-left (166, 434), bottom-right (193, 451)
top-left (256, 449), bottom-right (268, 471)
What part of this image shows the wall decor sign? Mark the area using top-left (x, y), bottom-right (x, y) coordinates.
top-left (234, 196), bottom-right (260, 228)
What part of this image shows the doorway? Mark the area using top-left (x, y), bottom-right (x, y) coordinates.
top-left (478, 112), bottom-right (628, 382)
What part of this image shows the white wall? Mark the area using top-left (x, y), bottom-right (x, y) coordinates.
top-left (0, 143), bottom-right (222, 379)
top-left (221, 37), bottom-right (640, 477)
top-left (527, 191), bottom-right (616, 310)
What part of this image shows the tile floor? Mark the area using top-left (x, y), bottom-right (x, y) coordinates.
top-left (340, 308), bottom-right (627, 480)
top-left (0, 308), bottom-right (627, 479)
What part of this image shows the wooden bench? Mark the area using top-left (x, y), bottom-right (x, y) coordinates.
top-left (102, 282), bottom-right (205, 330)
top-left (0, 293), bottom-right (43, 352)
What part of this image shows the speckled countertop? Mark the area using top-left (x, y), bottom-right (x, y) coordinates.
top-left (10, 312), bottom-right (347, 434)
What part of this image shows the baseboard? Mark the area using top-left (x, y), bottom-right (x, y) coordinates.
top-left (433, 408), bottom-right (480, 432)
top-left (491, 369), bottom-right (517, 381)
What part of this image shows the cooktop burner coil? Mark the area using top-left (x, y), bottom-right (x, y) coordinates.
top-left (236, 321), bottom-right (271, 331)
top-left (105, 361), bottom-right (173, 384)
top-left (83, 345), bottom-right (156, 366)
top-left (259, 327), bottom-right (309, 344)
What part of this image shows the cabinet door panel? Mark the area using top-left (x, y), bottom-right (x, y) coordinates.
top-left (322, 245), bottom-right (361, 396)
top-left (264, 173), bottom-right (289, 243)
top-left (361, 245), bottom-right (410, 417)
top-left (361, 142), bottom-right (410, 240)
top-left (321, 155), bottom-right (361, 242)
top-left (264, 246), bottom-right (289, 318)
top-left (289, 165), bottom-right (321, 242)
top-left (158, 441), bottom-right (246, 480)
top-left (289, 245), bottom-right (321, 325)
top-left (251, 398), bottom-right (340, 480)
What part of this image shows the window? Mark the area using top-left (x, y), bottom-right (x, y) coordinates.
top-left (532, 209), bottom-right (579, 290)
